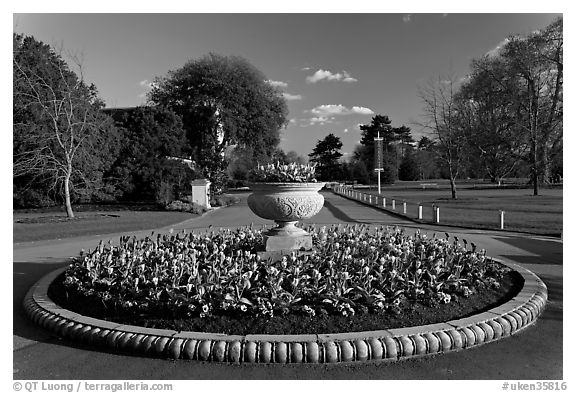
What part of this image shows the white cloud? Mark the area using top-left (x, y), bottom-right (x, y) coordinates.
top-left (283, 93), bottom-right (303, 101)
top-left (403, 14), bottom-right (412, 23)
top-left (486, 38), bottom-right (510, 57)
top-left (301, 67), bottom-right (311, 71)
top-left (139, 79), bottom-right (154, 89)
top-left (266, 80), bottom-right (288, 88)
top-left (309, 104), bottom-right (374, 117)
top-left (309, 116), bottom-right (335, 125)
top-left (306, 69), bottom-right (358, 84)
top-left (311, 104), bottom-right (348, 116)
top-left (343, 128), bottom-right (349, 133)
top-left (138, 79), bottom-right (156, 100)
top-left (351, 106), bottom-right (374, 115)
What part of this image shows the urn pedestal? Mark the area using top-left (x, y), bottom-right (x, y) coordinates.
top-left (247, 182), bottom-right (325, 253)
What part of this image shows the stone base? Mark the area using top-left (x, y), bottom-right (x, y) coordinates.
top-left (262, 233), bottom-right (313, 252)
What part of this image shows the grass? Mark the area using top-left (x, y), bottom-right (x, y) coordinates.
top-left (342, 182), bottom-right (562, 235)
top-left (13, 209), bottom-right (196, 243)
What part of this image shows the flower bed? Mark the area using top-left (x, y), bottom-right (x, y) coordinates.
top-left (52, 225), bottom-right (516, 334)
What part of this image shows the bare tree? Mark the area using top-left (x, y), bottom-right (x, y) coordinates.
top-left (475, 18), bottom-right (562, 195)
top-left (458, 58), bottom-right (530, 186)
top-left (417, 74), bottom-right (467, 199)
top-left (13, 35), bottom-right (116, 216)
top-left (499, 18), bottom-right (563, 195)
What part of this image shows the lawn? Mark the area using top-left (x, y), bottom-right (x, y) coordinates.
top-left (13, 209), bottom-right (196, 243)
top-left (341, 182), bottom-right (562, 236)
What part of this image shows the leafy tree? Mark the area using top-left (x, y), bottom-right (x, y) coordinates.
top-left (356, 115), bottom-right (412, 184)
top-left (148, 53), bottom-right (289, 193)
top-left (308, 133), bottom-right (343, 181)
top-left (414, 137), bottom-right (440, 180)
top-left (105, 106), bottom-right (191, 204)
top-left (395, 125), bottom-right (414, 157)
top-left (417, 136), bottom-right (435, 150)
top-left (358, 115), bottom-right (395, 173)
top-left (13, 33), bottom-right (119, 215)
top-left (398, 146), bottom-right (420, 181)
top-left (351, 161), bottom-right (371, 184)
top-left (285, 150), bottom-right (308, 165)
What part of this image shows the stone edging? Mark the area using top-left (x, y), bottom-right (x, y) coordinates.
top-left (23, 259), bottom-right (547, 364)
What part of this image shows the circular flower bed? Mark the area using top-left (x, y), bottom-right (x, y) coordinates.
top-left (54, 225), bottom-right (515, 333)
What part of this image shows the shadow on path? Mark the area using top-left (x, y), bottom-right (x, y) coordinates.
top-left (14, 262), bottom-right (67, 344)
top-left (322, 200), bottom-right (362, 224)
top-left (495, 235), bottom-right (562, 265)
top-left (533, 273), bottom-right (563, 323)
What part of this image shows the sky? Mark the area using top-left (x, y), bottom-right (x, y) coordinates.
top-left (12, 12), bottom-right (561, 160)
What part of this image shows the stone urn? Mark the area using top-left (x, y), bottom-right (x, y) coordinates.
top-left (247, 182), bottom-right (326, 252)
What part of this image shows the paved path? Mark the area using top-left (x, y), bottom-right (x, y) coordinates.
top-left (13, 192), bottom-right (563, 379)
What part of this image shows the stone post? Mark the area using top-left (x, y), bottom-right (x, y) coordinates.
top-left (191, 179), bottom-right (211, 209)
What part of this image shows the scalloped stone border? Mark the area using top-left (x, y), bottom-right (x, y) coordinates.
top-left (23, 259), bottom-right (547, 364)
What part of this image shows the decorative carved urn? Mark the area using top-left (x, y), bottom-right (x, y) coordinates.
top-left (247, 182), bottom-right (326, 252)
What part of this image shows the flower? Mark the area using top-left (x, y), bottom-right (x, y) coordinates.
top-left (247, 161), bottom-right (317, 183)
top-left (63, 223), bottom-right (506, 322)
top-left (437, 292), bottom-right (452, 304)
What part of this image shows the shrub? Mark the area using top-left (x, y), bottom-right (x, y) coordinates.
top-left (211, 194), bottom-right (241, 207)
top-left (165, 200), bottom-right (206, 214)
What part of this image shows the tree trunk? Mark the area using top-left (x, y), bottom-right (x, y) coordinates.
top-left (528, 79), bottom-right (539, 196)
top-left (450, 177), bottom-right (457, 199)
top-left (541, 146), bottom-right (551, 184)
top-left (64, 172), bottom-right (75, 218)
top-left (531, 143), bottom-right (539, 196)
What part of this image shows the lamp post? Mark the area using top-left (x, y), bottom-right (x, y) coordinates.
top-left (374, 131), bottom-right (384, 194)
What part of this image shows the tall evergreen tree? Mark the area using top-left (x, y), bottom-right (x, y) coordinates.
top-left (308, 133), bottom-right (343, 181)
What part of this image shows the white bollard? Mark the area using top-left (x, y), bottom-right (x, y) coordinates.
top-left (403, 202), bottom-right (407, 214)
top-left (382, 198), bottom-right (386, 207)
top-left (434, 206), bottom-right (440, 223)
top-left (418, 205), bottom-right (423, 219)
top-left (392, 200), bottom-right (396, 210)
top-left (499, 210), bottom-right (505, 229)
top-left (369, 195), bottom-right (372, 204)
